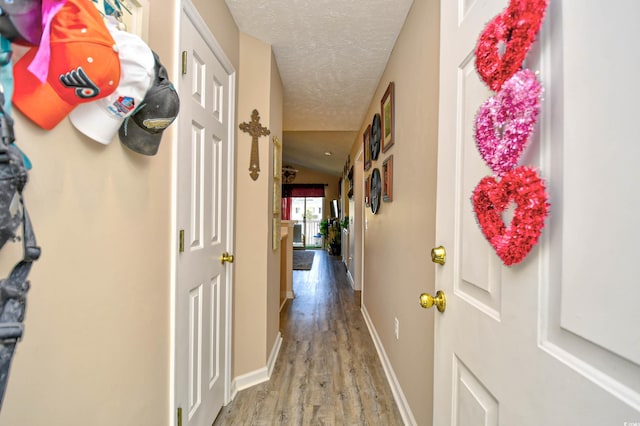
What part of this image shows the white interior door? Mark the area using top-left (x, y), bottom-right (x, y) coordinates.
top-left (175, 3), bottom-right (235, 425)
top-left (434, 1), bottom-right (640, 424)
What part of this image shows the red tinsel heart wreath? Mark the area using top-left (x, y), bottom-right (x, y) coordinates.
top-left (472, 166), bottom-right (549, 266)
top-left (475, 69), bottom-right (542, 176)
top-left (475, 0), bottom-right (549, 92)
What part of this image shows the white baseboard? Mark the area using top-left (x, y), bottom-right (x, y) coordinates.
top-left (230, 332), bottom-right (283, 398)
top-left (361, 304), bottom-right (417, 426)
top-left (346, 270), bottom-right (355, 289)
top-left (280, 293), bottom-right (295, 312)
top-left (267, 332), bottom-right (283, 377)
top-left (231, 366), bottom-right (268, 397)
top-left (229, 379), bottom-right (238, 401)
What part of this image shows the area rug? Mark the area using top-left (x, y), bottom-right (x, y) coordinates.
top-left (293, 250), bottom-right (315, 270)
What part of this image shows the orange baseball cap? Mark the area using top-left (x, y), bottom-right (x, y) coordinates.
top-left (12, 0), bottom-right (121, 130)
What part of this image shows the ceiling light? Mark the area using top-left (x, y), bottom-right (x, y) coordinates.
top-left (324, 151), bottom-right (332, 156)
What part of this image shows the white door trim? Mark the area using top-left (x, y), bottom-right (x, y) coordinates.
top-left (171, 1), bottom-right (236, 424)
top-left (354, 148), bottom-right (363, 292)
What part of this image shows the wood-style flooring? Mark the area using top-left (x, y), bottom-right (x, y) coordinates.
top-left (214, 249), bottom-right (403, 425)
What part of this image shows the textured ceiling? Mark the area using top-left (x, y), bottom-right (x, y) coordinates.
top-left (225, 0), bottom-right (414, 175)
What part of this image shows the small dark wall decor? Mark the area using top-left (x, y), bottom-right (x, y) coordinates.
top-left (363, 124), bottom-right (372, 171)
top-left (382, 82), bottom-right (395, 152)
top-left (370, 168), bottom-right (382, 214)
top-left (383, 155), bottom-right (393, 202)
top-left (370, 113), bottom-right (381, 161)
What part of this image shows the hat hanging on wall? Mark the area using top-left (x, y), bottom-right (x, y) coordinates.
top-left (69, 17), bottom-right (155, 144)
top-left (0, 35), bottom-right (32, 169)
top-left (12, 0), bottom-right (121, 130)
top-left (0, 0), bottom-right (43, 46)
top-left (118, 52), bottom-right (180, 156)
top-left (0, 36), bottom-right (12, 115)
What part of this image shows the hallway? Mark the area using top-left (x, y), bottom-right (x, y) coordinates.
top-left (214, 250), bottom-right (403, 425)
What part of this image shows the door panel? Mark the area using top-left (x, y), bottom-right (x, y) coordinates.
top-left (452, 356), bottom-right (498, 426)
top-left (188, 284), bottom-right (203, 415)
top-left (539, 1), bottom-right (640, 408)
top-left (209, 276), bottom-right (221, 386)
top-left (456, 52), bottom-right (501, 319)
top-left (435, 0), bottom-right (640, 424)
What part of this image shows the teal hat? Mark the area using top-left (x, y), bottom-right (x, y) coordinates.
top-left (0, 36), bottom-right (12, 114)
top-left (0, 36), bottom-right (31, 169)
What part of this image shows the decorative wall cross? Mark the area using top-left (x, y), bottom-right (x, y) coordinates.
top-left (239, 109), bottom-right (270, 181)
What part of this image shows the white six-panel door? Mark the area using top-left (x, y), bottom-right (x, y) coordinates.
top-left (435, 0), bottom-right (640, 424)
top-left (175, 3), bottom-right (235, 425)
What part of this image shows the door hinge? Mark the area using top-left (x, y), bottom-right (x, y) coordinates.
top-left (181, 51), bottom-right (187, 75)
top-left (179, 229), bottom-right (184, 253)
top-left (177, 407), bottom-right (182, 426)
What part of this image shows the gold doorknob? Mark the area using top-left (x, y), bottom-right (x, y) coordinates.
top-left (431, 246), bottom-right (446, 265)
top-left (419, 290), bottom-right (446, 313)
top-left (221, 252), bottom-right (234, 264)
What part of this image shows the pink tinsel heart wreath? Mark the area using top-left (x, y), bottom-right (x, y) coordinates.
top-left (475, 0), bottom-right (549, 91)
top-left (475, 69), bottom-right (542, 176)
top-left (472, 166), bottom-right (549, 266)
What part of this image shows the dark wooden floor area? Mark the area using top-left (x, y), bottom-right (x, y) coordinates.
top-left (214, 249), bottom-right (403, 425)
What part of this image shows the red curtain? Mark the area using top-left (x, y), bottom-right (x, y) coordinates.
top-left (281, 184), bottom-right (325, 220)
top-left (282, 184), bottom-right (325, 198)
top-left (281, 197), bottom-right (292, 220)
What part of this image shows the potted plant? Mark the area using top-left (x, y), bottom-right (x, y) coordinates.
top-left (328, 220), bottom-right (341, 256)
top-left (319, 219), bottom-right (329, 249)
top-left (320, 219), bottom-right (341, 256)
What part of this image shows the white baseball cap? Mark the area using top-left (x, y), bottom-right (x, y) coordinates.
top-left (69, 18), bottom-right (154, 144)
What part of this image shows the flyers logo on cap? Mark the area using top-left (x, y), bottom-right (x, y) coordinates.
top-left (59, 67), bottom-right (100, 99)
top-left (12, 0), bottom-right (121, 130)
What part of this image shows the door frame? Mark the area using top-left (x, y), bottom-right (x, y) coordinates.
top-left (353, 148), bottom-right (363, 292)
top-left (170, 0), bottom-right (237, 423)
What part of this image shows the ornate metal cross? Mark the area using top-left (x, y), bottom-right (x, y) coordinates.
top-left (239, 109), bottom-right (270, 181)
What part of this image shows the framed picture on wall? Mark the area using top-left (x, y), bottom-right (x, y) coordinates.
top-left (272, 137), bottom-right (282, 250)
top-left (370, 113), bottom-right (381, 161)
top-left (371, 168), bottom-right (381, 214)
top-left (363, 124), bottom-right (372, 171)
top-left (381, 82), bottom-right (395, 152)
top-left (383, 155), bottom-right (393, 202)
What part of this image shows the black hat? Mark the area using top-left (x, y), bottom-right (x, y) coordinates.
top-left (118, 52), bottom-right (179, 155)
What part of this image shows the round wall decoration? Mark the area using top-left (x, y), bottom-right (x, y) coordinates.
top-left (370, 113), bottom-right (381, 161)
top-left (370, 168), bottom-right (382, 214)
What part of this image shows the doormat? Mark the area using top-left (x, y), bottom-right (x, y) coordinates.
top-left (293, 250), bottom-right (315, 270)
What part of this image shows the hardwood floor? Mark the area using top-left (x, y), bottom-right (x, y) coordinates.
top-left (214, 249), bottom-right (403, 425)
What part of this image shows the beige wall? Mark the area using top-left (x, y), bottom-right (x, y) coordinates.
top-left (351, 0), bottom-right (440, 423)
top-left (0, 1), bottom-right (242, 425)
top-left (350, 152), bottom-right (363, 289)
top-left (234, 33), bottom-right (283, 377)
